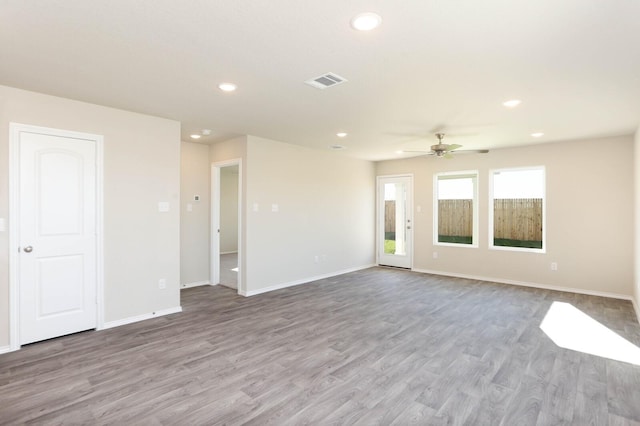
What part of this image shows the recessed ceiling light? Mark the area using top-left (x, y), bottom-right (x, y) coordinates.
top-left (503, 99), bottom-right (522, 108)
top-left (531, 132), bottom-right (544, 138)
top-left (329, 144), bottom-right (346, 150)
top-left (350, 12), bottom-right (382, 31)
top-left (218, 82), bottom-right (237, 92)
top-left (202, 129), bottom-right (212, 136)
top-left (190, 134), bottom-right (201, 139)
top-left (336, 132), bottom-right (348, 138)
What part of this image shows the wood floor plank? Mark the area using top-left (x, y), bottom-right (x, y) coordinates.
top-left (536, 356), bottom-right (579, 424)
top-left (1, 267), bottom-right (639, 424)
top-left (606, 360), bottom-right (640, 422)
top-left (390, 401), bottom-right (437, 425)
top-left (462, 383), bottom-right (512, 426)
top-left (500, 374), bottom-right (546, 426)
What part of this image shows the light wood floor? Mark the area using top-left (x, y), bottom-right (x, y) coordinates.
top-left (1, 267), bottom-right (640, 425)
top-left (220, 253), bottom-right (238, 290)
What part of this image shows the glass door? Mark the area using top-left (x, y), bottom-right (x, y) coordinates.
top-left (377, 175), bottom-right (413, 268)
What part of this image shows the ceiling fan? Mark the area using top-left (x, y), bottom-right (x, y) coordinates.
top-left (403, 133), bottom-right (489, 158)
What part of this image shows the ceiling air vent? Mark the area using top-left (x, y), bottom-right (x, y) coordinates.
top-left (304, 72), bottom-right (348, 90)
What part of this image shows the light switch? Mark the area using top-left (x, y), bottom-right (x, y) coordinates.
top-left (272, 204), bottom-right (279, 212)
top-left (253, 203), bottom-right (259, 212)
top-left (417, 205), bottom-right (422, 213)
top-left (158, 202), bottom-right (170, 212)
top-left (187, 203), bottom-right (193, 212)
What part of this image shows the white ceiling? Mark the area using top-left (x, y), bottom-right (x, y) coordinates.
top-left (1, 1), bottom-right (639, 161)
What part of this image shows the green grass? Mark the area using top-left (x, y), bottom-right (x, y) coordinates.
top-left (384, 239), bottom-right (396, 254)
top-left (438, 235), bottom-right (473, 245)
top-left (493, 238), bottom-right (543, 249)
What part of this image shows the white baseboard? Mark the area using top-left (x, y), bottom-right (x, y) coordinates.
top-left (243, 264), bottom-right (376, 297)
top-left (412, 268), bottom-right (634, 301)
top-left (0, 345), bottom-right (12, 355)
top-left (101, 306), bottom-right (182, 330)
top-left (180, 280), bottom-right (210, 289)
top-left (632, 297), bottom-right (640, 325)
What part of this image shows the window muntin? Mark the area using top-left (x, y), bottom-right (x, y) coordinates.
top-left (490, 167), bottom-right (545, 252)
top-left (434, 171), bottom-right (478, 247)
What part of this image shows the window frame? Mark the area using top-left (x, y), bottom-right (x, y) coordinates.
top-left (433, 170), bottom-right (479, 248)
top-left (488, 166), bottom-right (546, 253)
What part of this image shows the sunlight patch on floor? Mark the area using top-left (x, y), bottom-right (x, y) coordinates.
top-left (231, 267), bottom-right (238, 272)
top-left (540, 301), bottom-right (640, 365)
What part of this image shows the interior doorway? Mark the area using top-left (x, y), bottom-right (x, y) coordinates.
top-left (211, 160), bottom-right (242, 293)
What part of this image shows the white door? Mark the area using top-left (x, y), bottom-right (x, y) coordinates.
top-left (17, 128), bottom-right (98, 345)
top-left (377, 175), bottom-right (413, 268)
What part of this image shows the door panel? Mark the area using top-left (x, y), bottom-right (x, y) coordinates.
top-left (37, 255), bottom-right (84, 317)
top-left (378, 176), bottom-right (412, 268)
top-left (38, 151), bottom-right (84, 235)
top-left (19, 130), bottom-right (97, 345)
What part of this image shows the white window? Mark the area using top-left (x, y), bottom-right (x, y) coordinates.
top-left (434, 171), bottom-right (478, 247)
top-left (489, 167), bottom-right (545, 252)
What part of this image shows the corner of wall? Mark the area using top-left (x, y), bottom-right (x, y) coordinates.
top-left (635, 126), bottom-right (640, 323)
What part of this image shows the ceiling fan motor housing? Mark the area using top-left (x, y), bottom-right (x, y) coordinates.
top-left (431, 143), bottom-right (449, 155)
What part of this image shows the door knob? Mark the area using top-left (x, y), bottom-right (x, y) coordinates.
top-left (23, 246), bottom-right (33, 253)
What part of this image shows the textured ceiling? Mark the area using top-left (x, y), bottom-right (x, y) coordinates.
top-left (1, 0), bottom-right (639, 160)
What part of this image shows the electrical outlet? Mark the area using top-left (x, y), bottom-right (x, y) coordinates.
top-left (158, 278), bottom-right (166, 289)
top-left (550, 262), bottom-right (558, 271)
top-left (433, 252), bottom-right (438, 259)
top-left (314, 255), bottom-right (319, 264)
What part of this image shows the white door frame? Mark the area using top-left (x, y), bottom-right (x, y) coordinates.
top-left (376, 174), bottom-right (414, 269)
top-left (210, 159), bottom-right (243, 295)
top-left (8, 123), bottom-right (104, 352)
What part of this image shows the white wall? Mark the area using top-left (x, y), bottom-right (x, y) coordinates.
top-left (244, 136), bottom-right (375, 294)
top-left (0, 85), bottom-right (181, 347)
top-left (220, 166), bottom-right (239, 253)
top-left (634, 127), bottom-right (640, 320)
top-left (377, 135), bottom-right (634, 298)
top-left (180, 141), bottom-right (211, 286)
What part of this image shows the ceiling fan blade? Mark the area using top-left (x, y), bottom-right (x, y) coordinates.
top-left (452, 149), bottom-right (490, 155)
top-left (446, 144), bottom-right (463, 151)
top-left (402, 150), bottom-right (430, 153)
top-left (403, 150), bottom-right (436, 157)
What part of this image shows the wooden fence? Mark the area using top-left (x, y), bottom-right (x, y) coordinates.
top-left (387, 198), bottom-right (542, 242)
top-left (438, 199), bottom-right (473, 237)
top-left (438, 198), bottom-right (542, 242)
top-left (493, 198), bottom-right (542, 241)
top-left (385, 200), bottom-right (396, 234)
